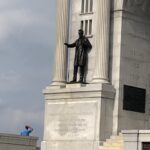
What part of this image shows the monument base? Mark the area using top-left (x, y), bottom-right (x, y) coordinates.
top-left (41, 83), bottom-right (115, 150)
top-left (41, 141), bottom-right (99, 150)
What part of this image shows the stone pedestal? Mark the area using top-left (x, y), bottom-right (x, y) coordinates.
top-left (41, 83), bottom-right (115, 150)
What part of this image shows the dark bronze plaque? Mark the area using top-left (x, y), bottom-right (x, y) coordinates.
top-left (143, 142), bottom-right (150, 150)
top-left (123, 85), bottom-right (146, 113)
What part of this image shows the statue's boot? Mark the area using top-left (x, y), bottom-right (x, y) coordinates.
top-left (70, 66), bottom-right (78, 83)
top-left (70, 77), bottom-right (76, 83)
top-left (77, 75), bottom-right (84, 83)
top-left (78, 66), bottom-right (84, 83)
top-left (78, 79), bottom-right (83, 83)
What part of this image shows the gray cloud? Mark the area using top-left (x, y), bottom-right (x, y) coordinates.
top-left (0, 0), bottom-right (56, 146)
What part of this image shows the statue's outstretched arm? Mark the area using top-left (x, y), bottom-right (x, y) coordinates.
top-left (64, 42), bottom-right (76, 48)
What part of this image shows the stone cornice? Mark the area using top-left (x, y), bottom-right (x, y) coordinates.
top-left (43, 84), bottom-right (115, 100)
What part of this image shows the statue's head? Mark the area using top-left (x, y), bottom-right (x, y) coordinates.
top-left (78, 29), bottom-right (84, 38)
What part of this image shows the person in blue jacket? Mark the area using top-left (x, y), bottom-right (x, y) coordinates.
top-left (20, 125), bottom-right (33, 136)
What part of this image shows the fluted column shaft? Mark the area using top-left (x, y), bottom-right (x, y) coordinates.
top-left (52, 0), bottom-right (69, 85)
top-left (92, 0), bottom-right (110, 83)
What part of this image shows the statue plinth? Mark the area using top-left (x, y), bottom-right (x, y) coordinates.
top-left (41, 83), bottom-right (115, 150)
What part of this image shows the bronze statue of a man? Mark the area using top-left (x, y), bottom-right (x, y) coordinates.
top-left (64, 29), bottom-right (92, 83)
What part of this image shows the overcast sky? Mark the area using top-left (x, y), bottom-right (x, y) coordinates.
top-left (0, 0), bottom-right (56, 146)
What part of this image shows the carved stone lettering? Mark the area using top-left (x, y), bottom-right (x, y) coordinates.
top-left (130, 73), bottom-right (140, 81)
top-left (130, 48), bottom-right (144, 61)
top-left (55, 116), bottom-right (88, 136)
top-left (46, 101), bottom-right (97, 140)
top-left (132, 63), bottom-right (140, 69)
top-left (47, 113), bottom-right (95, 140)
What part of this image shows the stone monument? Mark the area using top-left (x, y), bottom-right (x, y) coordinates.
top-left (41, 0), bottom-right (150, 150)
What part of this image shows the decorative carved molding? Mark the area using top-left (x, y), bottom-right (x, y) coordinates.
top-left (124, 0), bottom-right (150, 16)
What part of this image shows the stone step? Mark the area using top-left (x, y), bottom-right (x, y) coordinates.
top-left (100, 147), bottom-right (123, 150)
top-left (103, 144), bottom-right (123, 148)
top-left (106, 139), bottom-right (123, 144)
top-left (110, 136), bottom-right (123, 140)
top-left (99, 133), bottom-right (124, 150)
top-left (104, 142), bottom-right (123, 147)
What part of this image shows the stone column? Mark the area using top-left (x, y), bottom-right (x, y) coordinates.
top-left (92, 0), bottom-right (110, 83)
top-left (52, 0), bottom-right (69, 85)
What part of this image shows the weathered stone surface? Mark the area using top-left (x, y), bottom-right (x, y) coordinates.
top-left (112, 0), bottom-right (150, 16)
top-left (42, 83), bottom-right (115, 150)
top-left (45, 100), bottom-right (97, 140)
top-left (123, 0), bottom-right (150, 16)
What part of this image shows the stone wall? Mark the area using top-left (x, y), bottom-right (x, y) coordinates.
top-left (0, 133), bottom-right (38, 150)
top-left (111, 0), bottom-right (150, 133)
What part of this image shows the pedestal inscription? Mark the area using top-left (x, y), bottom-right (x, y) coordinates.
top-left (55, 115), bottom-right (88, 135)
top-left (45, 100), bottom-right (98, 140)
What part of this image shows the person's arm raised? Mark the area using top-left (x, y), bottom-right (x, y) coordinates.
top-left (26, 125), bottom-right (33, 131)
